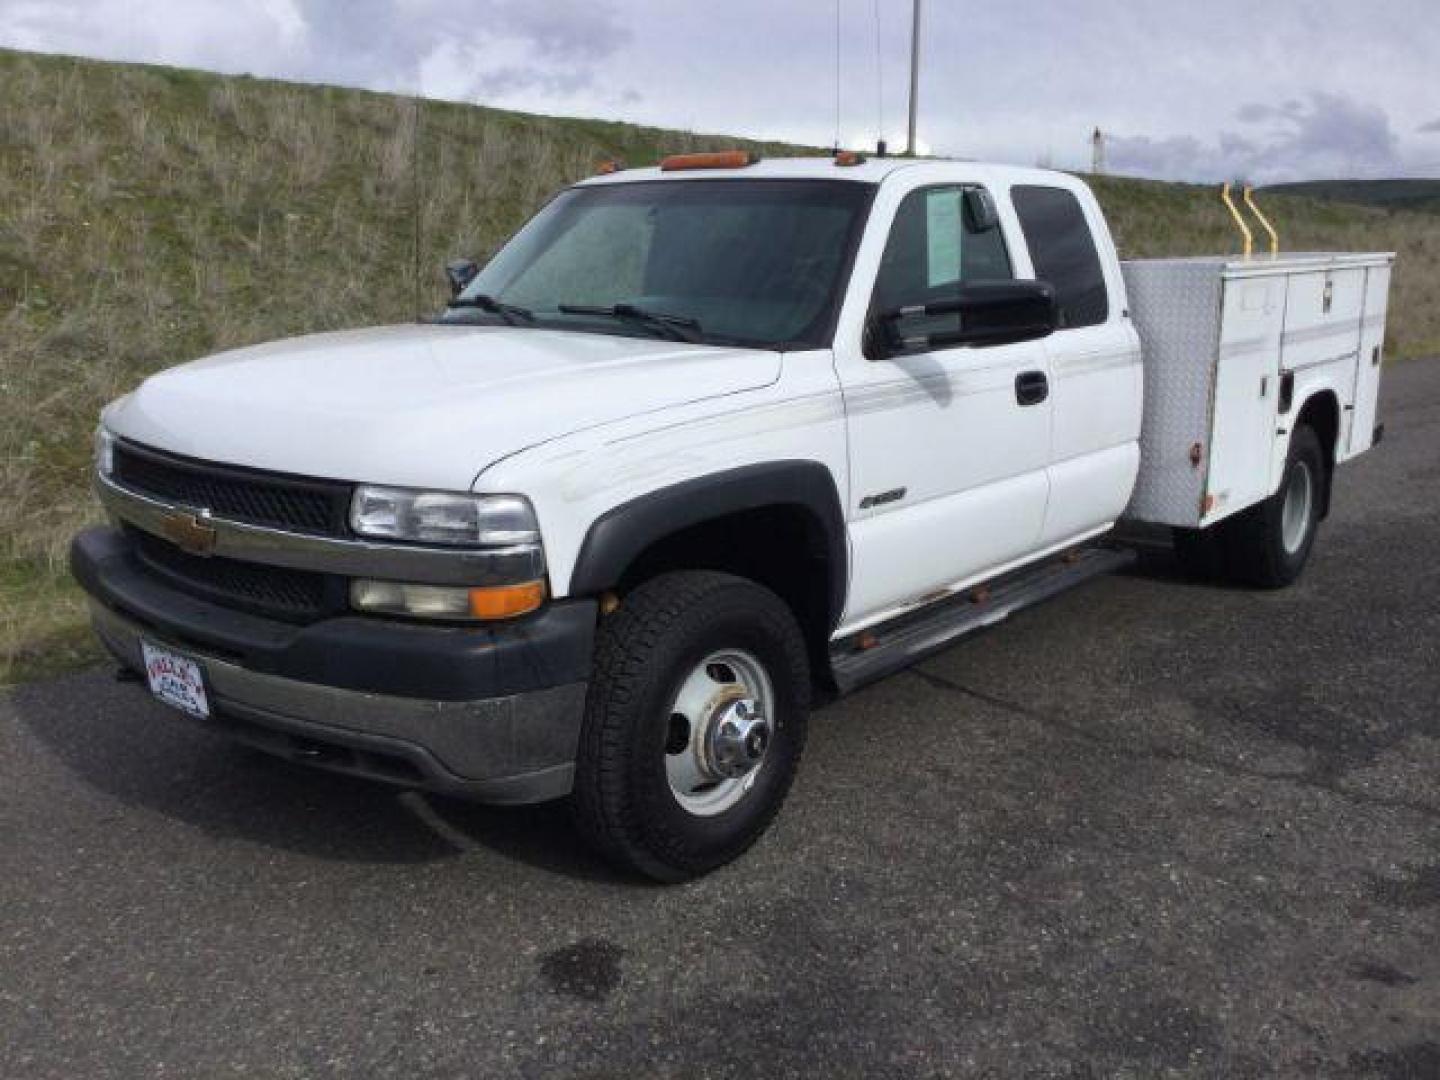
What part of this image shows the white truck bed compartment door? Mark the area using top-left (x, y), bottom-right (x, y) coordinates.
top-left (1203, 274), bottom-right (1285, 522)
top-left (1347, 264), bottom-right (1391, 458)
top-left (1268, 267), bottom-right (1364, 491)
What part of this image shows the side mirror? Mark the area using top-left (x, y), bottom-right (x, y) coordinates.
top-left (874, 280), bottom-right (1058, 356)
top-left (963, 187), bottom-right (1000, 233)
top-left (445, 258), bottom-right (479, 298)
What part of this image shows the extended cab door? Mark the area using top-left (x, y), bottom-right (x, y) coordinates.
top-left (1010, 185), bottom-right (1142, 546)
top-left (834, 178), bottom-right (1053, 633)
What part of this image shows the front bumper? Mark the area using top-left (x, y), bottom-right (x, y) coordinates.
top-left (71, 527), bottom-right (596, 804)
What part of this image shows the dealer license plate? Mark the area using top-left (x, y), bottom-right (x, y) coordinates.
top-left (141, 642), bottom-right (211, 719)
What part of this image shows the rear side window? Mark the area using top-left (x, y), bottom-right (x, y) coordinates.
top-left (1012, 186), bottom-right (1109, 328)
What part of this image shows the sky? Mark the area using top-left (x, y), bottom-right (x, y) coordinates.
top-left (3, 0), bottom-right (1439, 184)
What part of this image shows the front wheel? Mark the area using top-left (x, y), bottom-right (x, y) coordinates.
top-left (571, 571), bottom-right (810, 882)
top-left (1221, 424), bottom-right (1326, 588)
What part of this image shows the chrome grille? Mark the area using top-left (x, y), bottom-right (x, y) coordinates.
top-left (112, 441), bottom-right (351, 536)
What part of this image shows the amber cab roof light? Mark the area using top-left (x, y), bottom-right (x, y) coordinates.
top-left (834, 150), bottom-right (867, 167)
top-left (659, 150), bottom-right (758, 172)
top-left (595, 158), bottom-right (625, 175)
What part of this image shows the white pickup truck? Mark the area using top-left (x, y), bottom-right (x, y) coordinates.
top-left (73, 152), bottom-right (1392, 881)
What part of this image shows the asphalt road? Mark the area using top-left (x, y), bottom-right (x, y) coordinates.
top-left (4, 363), bottom-right (1438, 1080)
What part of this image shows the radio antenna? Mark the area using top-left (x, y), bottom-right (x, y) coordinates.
top-left (873, 0), bottom-right (885, 153)
top-left (833, 0), bottom-right (842, 151)
top-left (905, 0), bottom-right (922, 155)
top-left (411, 94), bottom-right (422, 323)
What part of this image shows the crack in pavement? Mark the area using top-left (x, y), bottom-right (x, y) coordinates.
top-left (909, 666), bottom-right (1440, 822)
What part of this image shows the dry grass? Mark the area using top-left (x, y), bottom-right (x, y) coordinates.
top-left (2, 47), bottom-right (1436, 683)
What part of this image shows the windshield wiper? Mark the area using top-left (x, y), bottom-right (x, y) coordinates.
top-left (557, 302), bottom-right (703, 343)
top-left (446, 293), bottom-right (535, 326)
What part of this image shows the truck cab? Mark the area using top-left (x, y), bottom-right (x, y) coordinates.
top-left (73, 154), bottom-right (1386, 881)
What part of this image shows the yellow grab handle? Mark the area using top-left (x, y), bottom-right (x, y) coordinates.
top-left (1221, 182), bottom-right (1253, 258)
top-left (1243, 185), bottom-right (1280, 256)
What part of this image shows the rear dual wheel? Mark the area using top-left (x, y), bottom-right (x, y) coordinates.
top-left (1172, 424), bottom-right (1325, 588)
top-left (571, 571), bottom-right (809, 882)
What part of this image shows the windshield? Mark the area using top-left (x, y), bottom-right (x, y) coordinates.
top-left (446, 179), bottom-right (874, 349)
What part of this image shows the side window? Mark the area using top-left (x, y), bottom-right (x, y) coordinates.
top-left (872, 186), bottom-right (1013, 325)
top-left (1011, 185), bottom-right (1109, 328)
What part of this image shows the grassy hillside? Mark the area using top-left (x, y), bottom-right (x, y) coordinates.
top-left (2, 47), bottom-right (1438, 682)
top-left (1263, 178), bottom-right (1440, 215)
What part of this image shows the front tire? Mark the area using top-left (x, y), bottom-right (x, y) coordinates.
top-left (571, 571), bottom-right (810, 882)
top-left (1221, 424), bottom-right (1326, 588)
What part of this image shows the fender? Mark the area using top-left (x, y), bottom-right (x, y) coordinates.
top-left (568, 460), bottom-right (849, 631)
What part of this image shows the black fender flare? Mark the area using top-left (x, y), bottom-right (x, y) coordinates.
top-left (567, 460), bottom-right (849, 632)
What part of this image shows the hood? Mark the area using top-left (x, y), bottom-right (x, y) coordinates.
top-left (107, 324), bottom-right (780, 490)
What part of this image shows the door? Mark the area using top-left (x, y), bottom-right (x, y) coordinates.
top-left (1348, 263), bottom-right (1390, 457)
top-left (1010, 184), bottom-right (1143, 545)
top-left (837, 183), bottom-right (1053, 632)
top-left (1204, 273), bottom-right (1285, 521)
top-left (1273, 264), bottom-right (1365, 489)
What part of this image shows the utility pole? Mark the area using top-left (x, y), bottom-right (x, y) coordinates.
top-left (906, 0), bottom-right (921, 155)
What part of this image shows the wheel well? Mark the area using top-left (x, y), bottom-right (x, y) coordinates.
top-left (614, 506), bottom-right (838, 691)
top-left (1295, 391), bottom-right (1340, 517)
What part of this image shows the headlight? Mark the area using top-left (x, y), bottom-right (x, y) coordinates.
top-left (348, 486), bottom-right (546, 621)
top-left (94, 426), bottom-right (116, 479)
top-left (350, 579), bottom-right (546, 621)
top-left (349, 486), bottom-right (540, 547)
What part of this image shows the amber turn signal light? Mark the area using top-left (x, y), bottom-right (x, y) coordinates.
top-left (468, 580), bottom-right (546, 620)
top-left (659, 150), bottom-right (758, 171)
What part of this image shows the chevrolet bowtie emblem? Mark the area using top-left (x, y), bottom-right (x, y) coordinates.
top-left (159, 511), bottom-right (218, 556)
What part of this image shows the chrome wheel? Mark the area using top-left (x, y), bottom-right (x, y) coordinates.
top-left (664, 649), bottom-right (774, 817)
top-left (1281, 459), bottom-right (1314, 555)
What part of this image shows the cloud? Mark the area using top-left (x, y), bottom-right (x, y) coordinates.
top-left (0, 0), bottom-right (635, 108)
top-left (1420, 119), bottom-right (1440, 135)
top-left (487, 0), bottom-right (629, 62)
top-left (1, 0), bottom-right (309, 73)
top-left (1235, 100), bottom-right (1305, 124)
top-left (1111, 92), bottom-right (1404, 184)
top-left (291, 0), bottom-right (635, 103)
top-left (413, 35), bottom-right (603, 103)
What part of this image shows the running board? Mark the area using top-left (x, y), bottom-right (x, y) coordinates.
top-left (829, 546), bottom-right (1135, 694)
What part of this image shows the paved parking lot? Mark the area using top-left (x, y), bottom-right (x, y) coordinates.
top-left (3, 362), bottom-right (1437, 1079)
